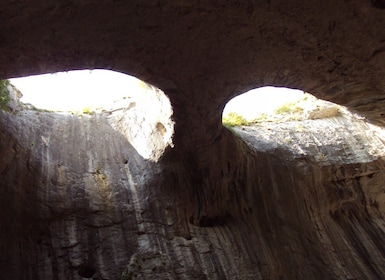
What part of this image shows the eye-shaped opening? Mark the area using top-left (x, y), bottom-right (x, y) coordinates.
top-left (6, 69), bottom-right (174, 161)
top-left (222, 86), bottom-right (385, 165)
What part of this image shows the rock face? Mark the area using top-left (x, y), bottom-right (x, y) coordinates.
top-left (1, 84), bottom-right (385, 280)
top-left (2, 1), bottom-right (385, 279)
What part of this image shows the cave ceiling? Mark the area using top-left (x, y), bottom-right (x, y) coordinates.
top-left (1, 0), bottom-right (385, 127)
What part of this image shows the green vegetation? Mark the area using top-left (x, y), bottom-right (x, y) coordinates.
top-left (0, 80), bottom-right (11, 111)
top-left (222, 93), bottom-right (323, 127)
top-left (296, 123), bottom-right (307, 133)
top-left (274, 101), bottom-right (303, 114)
top-left (69, 106), bottom-right (96, 116)
top-left (222, 112), bottom-right (251, 127)
top-left (222, 100), bottom-right (305, 128)
top-left (252, 112), bottom-right (269, 123)
top-left (81, 107), bottom-right (94, 115)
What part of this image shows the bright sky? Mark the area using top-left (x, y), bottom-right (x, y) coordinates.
top-left (10, 69), bottom-right (143, 111)
top-left (9, 69), bottom-right (305, 116)
top-left (223, 86), bottom-right (304, 120)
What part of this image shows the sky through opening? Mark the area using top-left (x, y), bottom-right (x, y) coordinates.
top-left (10, 70), bottom-right (305, 116)
top-left (10, 69), bottom-right (144, 111)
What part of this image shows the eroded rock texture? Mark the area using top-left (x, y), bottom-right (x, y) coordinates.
top-left (1, 1), bottom-right (385, 279)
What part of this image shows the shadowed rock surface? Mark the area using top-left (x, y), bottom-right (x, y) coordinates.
top-left (2, 1), bottom-right (385, 279)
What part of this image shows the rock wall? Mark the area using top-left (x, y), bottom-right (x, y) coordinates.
top-left (2, 1), bottom-right (385, 279)
top-left (1, 88), bottom-right (385, 279)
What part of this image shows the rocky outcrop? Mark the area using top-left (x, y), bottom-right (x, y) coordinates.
top-left (2, 1), bottom-right (385, 279)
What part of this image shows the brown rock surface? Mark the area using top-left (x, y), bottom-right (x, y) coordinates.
top-left (1, 1), bottom-right (385, 279)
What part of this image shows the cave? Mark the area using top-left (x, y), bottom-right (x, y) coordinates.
top-left (1, 1), bottom-right (385, 279)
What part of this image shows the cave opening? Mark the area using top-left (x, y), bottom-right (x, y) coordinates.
top-left (10, 69), bottom-right (156, 113)
top-left (223, 87), bottom-right (304, 117)
top-left (0, 70), bottom-right (177, 279)
top-left (222, 86), bottom-right (326, 127)
top-left (4, 69), bottom-right (174, 161)
top-left (222, 86), bottom-right (385, 165)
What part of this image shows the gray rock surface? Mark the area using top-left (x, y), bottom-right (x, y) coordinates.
top-left (2, 1), bottom-right (385, 279)
top-left (1, 89), bottom-right (385, 279)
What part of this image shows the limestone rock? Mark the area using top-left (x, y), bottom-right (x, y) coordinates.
top-left (2, 1), bottom-right (385, 279)
top-left (305, 100), bottom-right (341, 120)
top-left (1, 95), bottom-right (385, 279)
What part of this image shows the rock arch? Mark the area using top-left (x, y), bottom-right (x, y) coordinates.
top-left (1, 1), bottom-right (385, 279)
